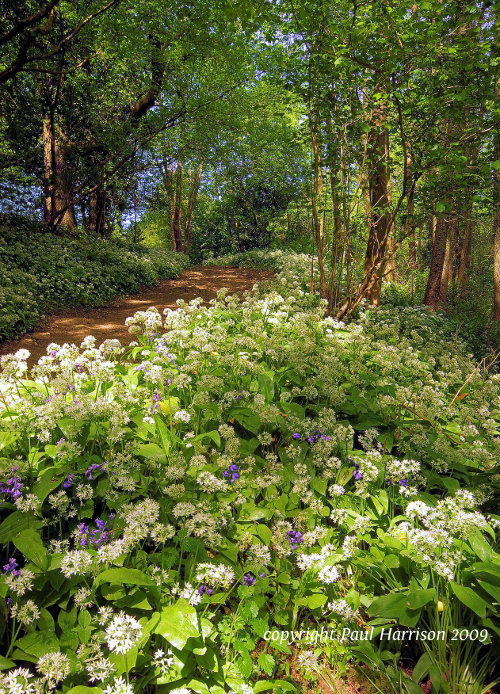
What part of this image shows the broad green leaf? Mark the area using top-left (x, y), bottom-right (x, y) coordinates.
top-left (0, 511), bottom-right (43, 544)
top-left (450, 582), bottom-right (489, 618)
top-left (13, 528), bottom-right (47, 569)
top-left (368, 592), bottom-right (421, 627)
top-left (257, 652), bottom-right (276, 676)
top-left (153, 599), bottom-right (200, 650)
top-left (0, 656), bottom-right (15, 671)
top-left (14, 631), bottom-right (60, 658)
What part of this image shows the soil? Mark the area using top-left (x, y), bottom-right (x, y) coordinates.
top-left (0, 265), bottom-right (274, 366)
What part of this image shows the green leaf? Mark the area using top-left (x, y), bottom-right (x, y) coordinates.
top-left (237, 652), bottom-right (253, 679)
top-left (153, 600), bottom-right (200, 650)
top-left (94, 568), bottom-right (156, 591)
top-left (258, 653), bottom-right (276, 676)
top-left (412, 652), bottom-right (432, 683)
top-left (450, 582), bottom-right (489, 618)
top-left (12, 528), bottom-right (47, 569)
top-left (14, 631), bottom-right (60, 658)
top-left (155, 414), bottom-right (171, 455)
top-left (0, 511), bottom-right (43, 544)
top-left (192, 429), bottom-right (221, 448)
top-left (0, 656), bottom-right (15, 671)
top-left (253, 681), bottom-right (297, 692)
top-left (66, 688), bottom-right (103, 694)
top-left (255, 524), bottom-right (272, 544)
top-left (368, 592), bottom-right (421, 627)
top-left (31, 467), bottom-right (62, 502)
top-left (468, 528), bottom-right (493, 562)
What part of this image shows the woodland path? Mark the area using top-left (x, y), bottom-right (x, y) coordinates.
top-left (0, 265), bottom-right (273, 365)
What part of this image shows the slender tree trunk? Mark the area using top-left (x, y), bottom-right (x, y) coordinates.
top-left (424, 213), bottom-right (448, 310)
top-left (363, 98), bottom-right (393, 305)
top-left (456, 210), bottom-right (472, 290)
top-left (42, 110), bottom-right (76, 229)
top-left (183, 163), bottom-right (203, 255)
top-left (439, 214), bottom-right (457, 307)
top-left (494, 77), bottom-right (500, 321)
top-left (172, 162), bottom-right (183, 252)
top-left (89, 187), bottom-right (107, 235)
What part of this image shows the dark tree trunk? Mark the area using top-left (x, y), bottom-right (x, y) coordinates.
top-left (494, 77), bottom-right (500, 321)
top-left (88, 187), bottom-right (107, 235)
top-left (42, 110), bottom-right (76, 229)
top-left (424, 213), bottom-right (448, 310)
top-left (363, 101), bottom-right (393, 305)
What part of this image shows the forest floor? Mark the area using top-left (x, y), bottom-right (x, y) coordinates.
top-left (0, 265), bottom-right (273, 365)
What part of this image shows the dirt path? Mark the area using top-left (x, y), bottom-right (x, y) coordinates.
top-left (0, 265), bottom-right (273, 365)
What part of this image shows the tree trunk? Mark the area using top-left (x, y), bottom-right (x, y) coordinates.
top-left (88, 187), bottom-right (107, 235)
top-left (363, 100), bottom-right (393, 305)
top-left (456, 210), bottom-right (472, 290)
top-left (172, 162), bottom-right (183, 252)
top-left (42, 111), bottom-right (76, 229)
top-left (424, 213), bottom-right (448, 310)
top-left (439, 213), bottom-right (457, 307)
top-left (494, 77), bottom-right (500, 321)
top-left (183, 163), bottom-right (203, 255)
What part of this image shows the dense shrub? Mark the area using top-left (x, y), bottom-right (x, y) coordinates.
top-left (0, 250), bottom-right (498, 693)
top-left (0, 218), bottom-right (190, 340)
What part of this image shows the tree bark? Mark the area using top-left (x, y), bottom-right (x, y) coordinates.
top-left (42, 110), bottom-right (76, 229)
top-left (363, 99), bottom-right (394, 305)
top-left (456, 210), bottom-right (472, 290)
top-left (439, 213), bottom-right (457, 307)
top-left (424, 213), bottom-right (448, 310)
top-left (183, 163), bottom-right (203, 255)
top-left (172, 162), bottom-right (183, 252)
top-left (88, 187), bottom-right (107, 235)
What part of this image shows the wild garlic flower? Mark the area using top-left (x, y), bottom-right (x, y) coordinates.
top-left (194, 562), bottom-right (235, 590)
top-left (171, 582), bottom-right (202, 606)
top-left (297, 651), bottom-right (319, 671)
top-left (37, 652), bottom-right (70, 688)
top-left (61, 550), bottom-right (93, 578)
top-left (153, 648), bottom-right (174, 674)
top-left (10, 599), bottom-right (40, 625)
top-left (342, 536), bottom-right (358, 558)
top-left (4, 569), bottom-right (35, 596)
top-left (318, 565), bottom-right (341, 584)
top-left (105, 612), bottom-right (143, 654)
top-left (103, 675), bottom-right (134, 694)
top-left (327, 599), bottom-right (356, 619)
top-left (73, 587), bottom-right (94, 610)
top-left (86, 657), bottom-right (115, 683)
top-left (173, 409), bottom-right (191, 423)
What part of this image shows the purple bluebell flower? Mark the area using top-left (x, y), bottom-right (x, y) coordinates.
top-left (2, 558), bottom-right (21, 576)
top-left (229, 464), bottom-right (239, 472)
top-left (198, 584), bottom-right (214, 595)
top-left (231, 473), bottom-right (240, 480)
top-left (57, 438), bottom-right (65, 446)
top-left (85, 463), bottom-right (101, 480)
top-left (243, 573), bottom-right (256, 586)
top-left (286, 530), bottom-right (303, 550)
top-left (63, 474), bottom-right (75, 489)
top-left (399, 480), bottom-right (407, 487)
top-left (222, 470), bottom-right (230, 478)
top-left (292, 433), bottom-right (301, 440)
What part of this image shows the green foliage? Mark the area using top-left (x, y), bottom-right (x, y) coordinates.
top-left (0, 250), bottom-right (499, 693)
top-left (0, 216), bottom-right (190, 340)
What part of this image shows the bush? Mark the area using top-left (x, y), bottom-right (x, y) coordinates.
top-left (0, 218), bottom-right (190, 340)
top-left (0, 249), bottom-right (498, 693)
